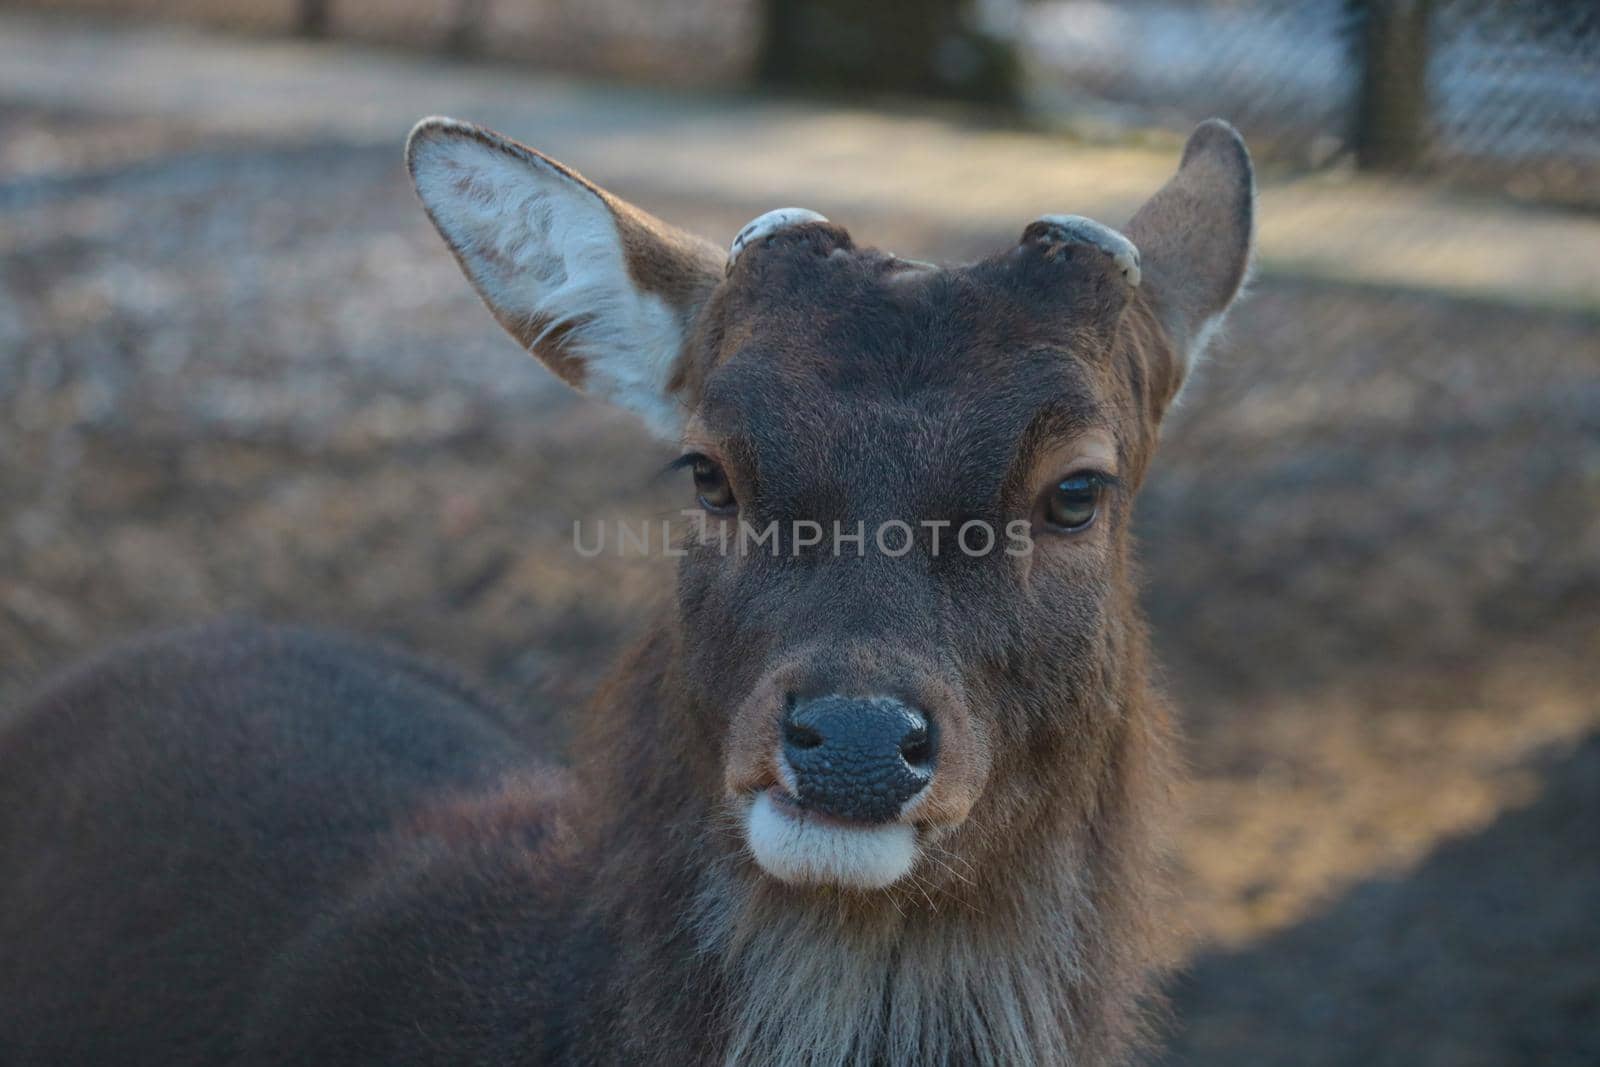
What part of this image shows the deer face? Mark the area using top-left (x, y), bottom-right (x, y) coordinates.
top-left (409, 119), bottom-right (1253, 893)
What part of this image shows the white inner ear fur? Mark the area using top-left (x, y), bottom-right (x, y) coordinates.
top-left (729, 208), bottom-right (829, 265)
top-left (409, 119), bottom-right (687, 439)
top-left (1035, 214), bottom-right (1142, 287)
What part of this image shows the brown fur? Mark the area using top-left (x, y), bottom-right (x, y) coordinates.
top-left (0, 121), bottom-right (1253, 1065)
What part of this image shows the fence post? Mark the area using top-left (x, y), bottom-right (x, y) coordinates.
top-left (1350, 0), bottom-right (1436, 171)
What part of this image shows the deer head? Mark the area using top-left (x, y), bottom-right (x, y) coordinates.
top-left (408, 117), bottom-right (1253, 894)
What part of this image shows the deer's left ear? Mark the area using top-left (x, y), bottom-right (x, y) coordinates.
top-left (1125, 119), bottom-right (1255, 410)
top-left (407, 118), bottom-right (725, 439)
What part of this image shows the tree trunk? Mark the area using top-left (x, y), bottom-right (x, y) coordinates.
top-left (1351, 0), bottom-right (1435, 171)
top-left (445, 0), bottom-right (488, 56)
top-left (759, 0), bottom-right (1018, 107)
top-left (295, 0), bottom-right (330, 38)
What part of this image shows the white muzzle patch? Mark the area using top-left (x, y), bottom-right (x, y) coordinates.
top-left (729, 208), bottom-right (830, 266)
top-left (745, 790), bottom-right (918, 890)
top-left (1035, 214), bottom-right (1142, 287)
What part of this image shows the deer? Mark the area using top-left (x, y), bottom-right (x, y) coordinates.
top-left (0, 116), bottom-right (1253, 1066)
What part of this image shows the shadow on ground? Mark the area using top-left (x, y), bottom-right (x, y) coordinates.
top-left (1164, 730), bottom-right (1600, 1067)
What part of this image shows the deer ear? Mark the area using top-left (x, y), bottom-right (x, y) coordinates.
top-left (1124, 119), bottom-right (1255, 406)
top-left (406, 118), bottom-right (725, 439)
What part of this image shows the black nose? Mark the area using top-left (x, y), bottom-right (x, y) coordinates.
top-left (781, 696), bottom-right (935, 824)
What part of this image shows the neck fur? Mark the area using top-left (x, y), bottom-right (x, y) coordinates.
top-left (682, 817), bottom-right (1133, 1067)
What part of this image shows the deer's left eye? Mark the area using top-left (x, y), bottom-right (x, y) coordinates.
top-left (1042, 473), bottom-right (1109, 532)
top-left (691, 457), bottom-right (736, 513)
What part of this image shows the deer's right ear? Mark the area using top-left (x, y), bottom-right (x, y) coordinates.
top-left (407, 118), bottom-right (725, 439)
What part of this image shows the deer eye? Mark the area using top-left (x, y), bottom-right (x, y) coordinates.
top-left (1042, 472), bottom-right (1109, 532)
top-left (690, 457), bottom-right (736, 513)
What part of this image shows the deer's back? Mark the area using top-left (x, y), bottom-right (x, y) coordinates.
top-left (0, 620), bottom-right (557, 1065)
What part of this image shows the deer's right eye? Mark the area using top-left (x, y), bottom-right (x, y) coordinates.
top-left (690, 457), bottom-right (736, 513)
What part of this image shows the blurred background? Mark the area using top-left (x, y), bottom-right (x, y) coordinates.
top-left (0, 0), bottom-right (1596, 1062)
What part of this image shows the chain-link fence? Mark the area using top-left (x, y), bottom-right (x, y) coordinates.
top-left (16, 0), bottom-right (1599, 200)
top-left (1021, 0), bottom-right (1599, 201)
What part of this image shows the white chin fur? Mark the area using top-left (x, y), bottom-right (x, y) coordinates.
top-left (745, 791), bottom-right (918, 890)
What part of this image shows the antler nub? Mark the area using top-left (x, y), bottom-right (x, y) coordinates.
top-left (729, 208), bottom-right (830, 266)
top-left (1033, 214), bottom-right (1142, 288)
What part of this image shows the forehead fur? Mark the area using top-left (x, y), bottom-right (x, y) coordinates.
top-left (689, 231), bottom-right (1149, 516)
top-left (700, 228), bottom-right (1130, 427)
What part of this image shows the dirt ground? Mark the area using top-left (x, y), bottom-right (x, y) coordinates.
top-left (2, 43), bottom-right (1598, 1065)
